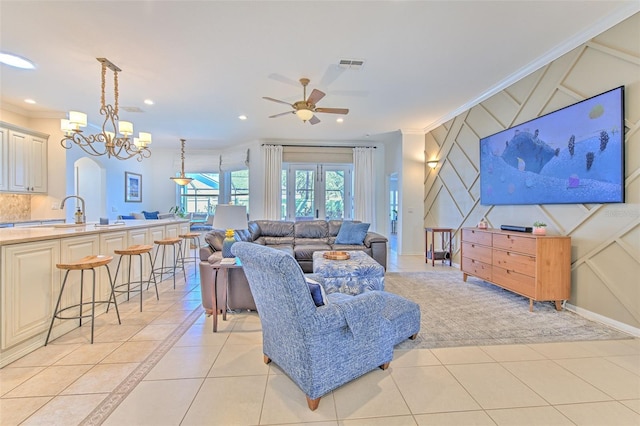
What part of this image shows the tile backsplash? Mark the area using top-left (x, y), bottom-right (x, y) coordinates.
top-left (0, 194), bottom-right (31, 221)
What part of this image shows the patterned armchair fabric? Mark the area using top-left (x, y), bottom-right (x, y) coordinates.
top-left (232, 242), bottom-right (411, 410)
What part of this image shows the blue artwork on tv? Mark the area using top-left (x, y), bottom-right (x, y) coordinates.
top-left (480, 86), bottom-right (625, 205)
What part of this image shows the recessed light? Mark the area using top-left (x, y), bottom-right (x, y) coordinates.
top-left (144, 99), bottom-right (154, 105)
top-left (238, 115), bottom-right (247, 120)
top-left (24, 99), bottom-right (36, 104)
top-left (336, 118), bottom-right (344, 123)
top-left (0, 52), bottom-right (35, 69)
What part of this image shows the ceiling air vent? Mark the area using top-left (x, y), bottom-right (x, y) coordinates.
top-left (338, 59), bottom-right (365, 70)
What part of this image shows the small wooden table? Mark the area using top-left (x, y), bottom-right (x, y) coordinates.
top-left (425, 227), bottom-right (453, 266)
top-left (210, 257), bottom-right (242, 332)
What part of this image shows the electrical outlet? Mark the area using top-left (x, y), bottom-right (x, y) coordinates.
top-left (51, 203), bottom-right (59, 210)
top-left (112, 206), bottom-right (118, 212)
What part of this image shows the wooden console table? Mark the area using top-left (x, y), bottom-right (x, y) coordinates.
top-left (210, 257), bottom-right (242, 332)
top-left (425, 227), bottom-right (453, 266)
top-left (460, 227), bottom-right (571, 311)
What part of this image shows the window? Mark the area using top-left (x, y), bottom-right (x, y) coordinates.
top-left (178, 173), bottom-right (219, 214)
top-left (283, 163), bottom-right (352, 221)
top-left (229, 169), bottom-right (249, 210)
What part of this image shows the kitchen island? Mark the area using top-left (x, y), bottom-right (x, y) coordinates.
top-left (0, 219), bottom-right (190, 367)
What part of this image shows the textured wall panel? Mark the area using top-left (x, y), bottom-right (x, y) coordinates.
top-left (424, 12), bottom-right (640, 329)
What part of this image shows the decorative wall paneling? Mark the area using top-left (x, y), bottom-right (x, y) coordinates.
top-left (424, 13), bottom-right (640, 329)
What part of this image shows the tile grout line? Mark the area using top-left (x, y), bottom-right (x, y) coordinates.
top-left (79, 305), bottom-right (203, 425)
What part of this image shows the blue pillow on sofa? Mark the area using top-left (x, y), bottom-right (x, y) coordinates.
top-left (119, 215), bottom-right (136, 220)
top-left (142, 211), bottom-right (159, 220)
top-left (335, 221), bottom-right (370, 245)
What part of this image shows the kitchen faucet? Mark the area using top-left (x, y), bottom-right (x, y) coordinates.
top-left (60, 195), bottom-right (86, 224)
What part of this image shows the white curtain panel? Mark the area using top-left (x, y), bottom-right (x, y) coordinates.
top-left (262, 144), bottom-right (283, 220)
top-left (353, 147), bottom-right (375, 224)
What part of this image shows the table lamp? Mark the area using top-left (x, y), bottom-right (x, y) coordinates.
top-left (212, 205), bottom-right (248, 258)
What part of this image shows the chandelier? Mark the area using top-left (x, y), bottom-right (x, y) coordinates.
top-left (60, 58), bottom-right (151, 161)
top-left (170, 138), bottom-right (193, 186)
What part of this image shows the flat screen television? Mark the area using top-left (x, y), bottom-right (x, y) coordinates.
top-left (480, 86), bottom-right (625, 205)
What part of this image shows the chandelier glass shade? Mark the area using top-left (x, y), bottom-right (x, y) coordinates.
top-left (170, 138), bottom-right (193, 186)
top-left (60, 58), bottom-right (151, 162)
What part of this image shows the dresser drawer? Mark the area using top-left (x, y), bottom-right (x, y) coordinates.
top-left (492, 266), bottom-right (535, 298)
top-left (493, 233), bottom-right (536, 255)
top-left (462, 257), bottom-right (492, 281)
top-left (462, 242), bottom-right (492, 264)
top-left (493, 249), bottom-right (535, 277)
top-left (462, 228), bottom-right (492, 245)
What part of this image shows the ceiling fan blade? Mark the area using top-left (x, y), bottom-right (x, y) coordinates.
top-left (268, 111), bottom-right (295, 118)
top-left (315, 107), bottom-right (349, 115)
top-left (307, 89), bottom-right (325, 105)
top-left (263, 96), bottom-right (292, 106)
top-left (309, 115), bottom-right (321, 125)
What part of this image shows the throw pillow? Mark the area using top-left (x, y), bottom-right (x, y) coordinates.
top-left (305, 277), bottom-right (328, 307)
top-left (142, 210), bottom-right (159, 220)
top-left (119, 215), bottom-right (135, 220)
top-left (335, 221), bottom-right (370, 245)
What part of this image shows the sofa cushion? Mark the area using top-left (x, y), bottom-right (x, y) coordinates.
top-left (335, 221), bottom-right (370, 245)
top-left (158, 212), bottom-right (174, 219)
top-left (131, 212), bottom-right (145, 220)
top-left (256, 220), bottom-right (294, 237)
top-left (142, 210), bottom-right (160, 219)
top-left (295, 220), bottom-right (329, 238)
top-left (119, 215), bottom-right (136, 220)
top-left (258, 236), bottom-right (295, 246)
top-left (294, 243), bottom-right (332, 261)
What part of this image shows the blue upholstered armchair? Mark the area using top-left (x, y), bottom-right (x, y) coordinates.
top-left (232, 242), bottom-right (420, 410)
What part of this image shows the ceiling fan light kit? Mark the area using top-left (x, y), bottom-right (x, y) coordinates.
top-left (263, 77), bottom-right (349, 125)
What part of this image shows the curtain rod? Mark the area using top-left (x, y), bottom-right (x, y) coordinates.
top-left (262, 144), bottom-right (376, 149)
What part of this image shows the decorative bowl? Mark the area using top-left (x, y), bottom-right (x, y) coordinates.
top-left (323, 251), bottom-right (350, 260)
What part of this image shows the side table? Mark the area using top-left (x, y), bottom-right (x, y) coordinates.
top-left (425, 227), bottom-right (453, 266)
top-left (210, 257), bottom-right (242, 332)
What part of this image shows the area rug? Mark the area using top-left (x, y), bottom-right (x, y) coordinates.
top-left (388, 271), bottom-right (633, 349)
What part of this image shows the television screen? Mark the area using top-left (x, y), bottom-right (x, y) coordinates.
top-left (480, 86), bottom-right (625, 205)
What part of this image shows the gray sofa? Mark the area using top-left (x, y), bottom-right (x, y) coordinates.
top-left (198, 219), bottom-right (388, 313)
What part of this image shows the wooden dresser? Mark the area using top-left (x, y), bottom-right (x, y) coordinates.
top-left (460, 227), bottom-right (571, 311)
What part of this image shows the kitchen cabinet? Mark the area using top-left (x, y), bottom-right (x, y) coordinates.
top-left (1, 121), bottom-right (49, 193)
top-left (0, 219), bottom-right (189, 367)
top-left (0, 127), bottom-right (7, 191)
top-left (1, 240), bottom-right (60, 351)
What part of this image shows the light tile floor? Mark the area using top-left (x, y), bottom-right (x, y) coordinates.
top-left (1, 251), bottom-right (639, 425)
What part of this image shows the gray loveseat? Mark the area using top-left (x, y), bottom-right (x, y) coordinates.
top-left (198, 219), bottom-right (388, 313)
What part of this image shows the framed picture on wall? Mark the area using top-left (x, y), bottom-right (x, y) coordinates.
top-left (125, 171), bottom-right (142, 202)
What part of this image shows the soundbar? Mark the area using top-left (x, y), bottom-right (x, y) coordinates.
top-left (500, 225), bottom-right (532, 233)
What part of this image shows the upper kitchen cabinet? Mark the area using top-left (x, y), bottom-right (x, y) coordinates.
top-left (1, 122), bottom-right (49, 193)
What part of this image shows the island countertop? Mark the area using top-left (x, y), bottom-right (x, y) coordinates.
top-left (0, 218), bottom-right (193, 368)
top-left (0, 219), bottom-right (190, 246)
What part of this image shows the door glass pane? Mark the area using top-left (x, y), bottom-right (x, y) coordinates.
top-left (230, 169), bottom-right (249, 210)
top-left (325, 170), bottom-right (344, 220)
top-left (281, 169), bottom-right (287, 220)
top-left (294, 169), bottom-right (315, 220)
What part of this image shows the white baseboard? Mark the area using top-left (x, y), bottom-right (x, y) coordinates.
top-left (565, 303), bottom-right (640, 338)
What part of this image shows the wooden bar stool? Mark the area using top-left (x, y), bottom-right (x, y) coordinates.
top-left (151, 237), bottom-right (186, 289)
top-left (45, 255), bottom-right (121, 345)
top-left (178, 232), bottom-right (202, 267)
top-left (110, 244), bottom-right (158, 312)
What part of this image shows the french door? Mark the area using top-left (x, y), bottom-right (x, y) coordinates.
top-left (284, 164), bottom-right (352, 221)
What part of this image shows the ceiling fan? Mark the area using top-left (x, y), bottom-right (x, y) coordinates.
top-left (263, 78), bottom-right (349, 125)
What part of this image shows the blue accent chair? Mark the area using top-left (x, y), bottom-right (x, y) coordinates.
top-left (231, 242), bottom-right (420, 410)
